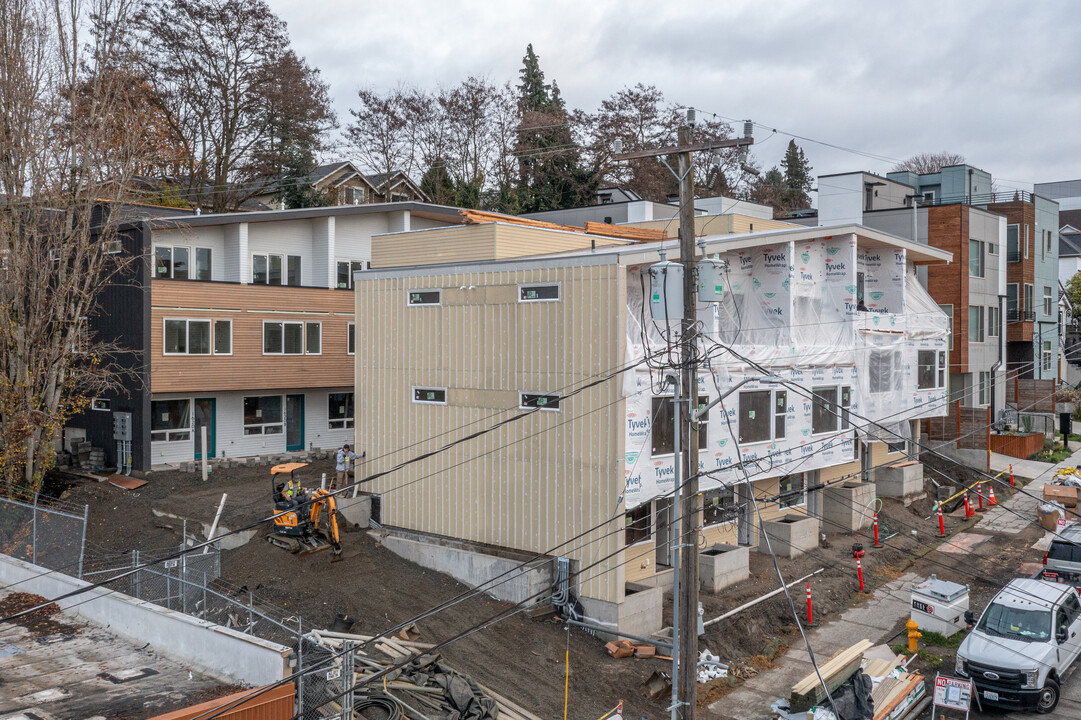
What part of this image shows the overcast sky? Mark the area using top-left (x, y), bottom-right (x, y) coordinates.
top-left (269, 0), bottom-right (1080, 197)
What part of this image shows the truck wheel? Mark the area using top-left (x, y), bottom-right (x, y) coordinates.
top-left (1037, 678), bottom-right (1060, 714)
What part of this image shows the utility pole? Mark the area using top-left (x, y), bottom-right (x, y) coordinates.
top-left (614, 122), bottom-right (753, 720)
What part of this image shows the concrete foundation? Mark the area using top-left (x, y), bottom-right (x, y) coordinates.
top-left (700, 544), bottom-right (750, 592)
top-left (875, 461), bottom-right (925, 500)
top-left (578, 582), bottom-right (664, 641)
top-left (337, 494), bottom-right (371, 528)
top-left (629, 567), bottom-right (673, 592)
top-left (756, 514), bottom-right (819, 559)
top-left (371, 529), bottom-right (555, 605)
top-left (822, 482), bottom-right (876, 532)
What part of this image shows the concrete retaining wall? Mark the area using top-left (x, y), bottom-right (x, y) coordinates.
top-left (700, 544), bottom-right (750, 592)
top-left (756, 515), bottom-right (819, 559)
top-left (822, 482), bottom-right (876, 531)
top-left (372, 531), bottom-right (554, 605)
top-left (875, 462), bottom-right (924, 499)
top-left (579, 582), bottom-right (664, 641)
top-left (0, 554), bottom-right (291, 686)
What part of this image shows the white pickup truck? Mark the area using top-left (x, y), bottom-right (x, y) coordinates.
top-left (955, 578), bottom-right (1081, 713)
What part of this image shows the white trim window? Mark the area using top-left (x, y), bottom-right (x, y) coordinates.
top-left (305, 322), bottom-right (321, 355)
top-left (917, 350), bottom-right (947, 389)
top-left (651, 395), bottom-right (709, 455)
top-left (778, 472), bottom-right (807, 509)
top-left (214, 319), bottom-right (232, 355)
top-left (968, 306), bottom-right (985, 343)
top-left (347, 323), bottom-right (355, 355)
top-left (969, 239), bottom-right (985, 278)
top-left (328, 392), bottom-right (354, 429)
top-left (243, 395), bottom-right (283, 435)
top-left (164, 318), bottom-right (211, 355)
top-left (1043, 341), bottom-right (1053, 373)
top-left (91, 398), bottom-right (111, 411)
top-left (737, 389), bottom-right (787, 444)
top-left (151, 399), bottom-right (191, 442)
top-left (155, 245), bottom-right (190, 279)
top-left (987, 306), bottom-right (1000, 338)
top-left (978, 371), bottom-right (991, 406)
top-left (263, 321), bottom-right (303, 355)
top-left (337, 260), bottom-right (365, 289)
top-left (1044, 286), bottom-right (1053, 317)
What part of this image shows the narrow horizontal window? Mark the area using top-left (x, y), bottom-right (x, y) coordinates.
top-left (91, 398), bottom-right (111, 411)
top-left (519, 283), bottom-right (560, 302)
top-left (413, 387), bottom-right (446, 404)
top-left (408, 290), bottom-right (441, 306)
top-left (520, 393), bottom-right (561, 411)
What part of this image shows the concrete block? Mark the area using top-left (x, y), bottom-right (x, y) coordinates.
top-left (700, 544), bottom-right (749, 592)
top-left (875, 462), bottom-right (924, 498)
top-left (756, 514), bottom-right (819, 559)
top-left (577, 583), bottom-right (664, 643)
top-left (822, 482), bottom-right (876, 532)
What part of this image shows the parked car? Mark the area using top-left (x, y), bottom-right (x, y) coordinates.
top-left (1042, 524), bottom-right (1081, 587)
top-left (955, 578), bottom-right (1081, 713)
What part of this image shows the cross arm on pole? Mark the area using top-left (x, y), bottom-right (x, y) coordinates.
top-left (613, 137), bottom-right (753, 162)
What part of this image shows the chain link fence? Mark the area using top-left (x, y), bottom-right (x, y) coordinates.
top-left (0, 484), bottom-right (88, 577)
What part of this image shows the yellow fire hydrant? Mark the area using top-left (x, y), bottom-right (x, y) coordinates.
top-left (907, 619), bottom-right (922, 653)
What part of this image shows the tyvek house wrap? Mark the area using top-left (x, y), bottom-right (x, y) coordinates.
top-left (622, 233), bottom-right (949, 510)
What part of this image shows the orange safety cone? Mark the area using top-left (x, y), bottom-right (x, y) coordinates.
top-left (977, 484), bottom-right (984, 511)
top-left (989, 485), bottom-right (997, 506)
top-left (1010, 464), bottom-right (1015, 487)
top-left (964, 492), bottom-right (972, 519)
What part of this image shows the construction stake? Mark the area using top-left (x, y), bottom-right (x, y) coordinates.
top-left (873, 512), bottom-right (882, 548)
top-left (977, 483), bottom-right (984, 511)
top-left (1010, 464), bottom-right (1015, 487)
top-left (806, 582), bottom-right (814, 625)
top-left (857, 557), bottom-right (866, 593)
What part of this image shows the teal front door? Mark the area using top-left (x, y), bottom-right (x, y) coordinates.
top-left (194, 398), bottom-right (216, 459)
top-left (286, 394), bottom-right (305, 452)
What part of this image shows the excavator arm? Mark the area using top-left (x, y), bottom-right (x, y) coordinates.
top-left (310, 489), bottom-right (343, 561)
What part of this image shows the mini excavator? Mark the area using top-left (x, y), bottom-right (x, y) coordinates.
top-left (268, 462), bottom-right (343, 561)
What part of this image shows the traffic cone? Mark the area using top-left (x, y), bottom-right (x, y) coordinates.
top-left (989, 485), bottom-right (997, 506)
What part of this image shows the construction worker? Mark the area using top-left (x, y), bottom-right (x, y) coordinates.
top-left (281, 474), bottom-right (304, 505)
top-left (336, 444), bottom-right (365, 486)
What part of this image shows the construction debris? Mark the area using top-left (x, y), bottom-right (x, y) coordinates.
top-left (605, 639), bottom-right (663, 660)
top-left (310, 629), bottom-right (542, 720)
top-left (697, 650), bottom-right (728, 684)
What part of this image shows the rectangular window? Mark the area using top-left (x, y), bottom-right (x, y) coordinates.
top-left (154, 246), bottom-right (195, 279)
top-left (988, 306), bottom-right (999, 338)
top-left (774, 391), bottom-right (787, 440)
top-left (520, 393), bottom-right (561, 411)
top-left (938, 350), bottom-right (946, 388)
top-left (969, 239), bottom-right (984, 278)
top-left (738, 390), bottom-right (772, 444)
top-left (337, 260), bottom-right (365, 289)
top-left (1043, 341), bottom-right (1053, 372)
top-left (268, 254), bottom-right (282, 285)
top-left (195, 247), bottom-right (212, 281)
top-left (779, 473), bottom-right (806, 509)
top-left (702, 486), bottom-right (737, 527)
top-left (869, 350), bottom-right (903, 393)
top-left (651, 396), bottom-right (709, 455)
top-left (413, 387), bottom-right (447, 405)
top-left (214, 320), bottom-right (231, 354)
top-left (172, 246), bottom-right (189, 280)
top-left (287, 255), bottom-right (302, 286)
top-left (164, 319), bottom-right (211, 355)
top-left (91, 398), bottom-right (111, 411)
top-left (519, 283), bottom-right (560, 302)
top-left (408, 289), bottom-right (442, 306)
top-left (1044, 286), bottom-right (1053, 317)
top-left (625, 503), bottom-right (651, 545)
top-left (939, 304), bottom-right (954, 350)
top-left (988, 242), bottom-right (997, 256)
top-left (1024, 224), bottom-right (1030, 258)
top-left (840, 386), bottom-right (852, 431)
top-left (305, 322), bottom-right (321, 355)
top-left (1007, 224), bottom-right (1019, 261)
top-left (263, 321), bottom-right (305, 355)
top-left (917, 350), bottom-right (937, 389)
top-left (151, 399), bottom-right (190, 441)
top-left (1007, 283), bottom-right (1018, 319)
top-left (347, 323), bottom-right (355, 355)
top-left (252, 254), bottom-right (284, 285)
top-left (886, 440), bottom-right (906, 454)
top-left (101, 239), bottom-right (123, 255)
top-left (252, 254), bottom-right (268, 284)
top-left (1047, 229), bottom-right (1053, 252)
top-left (978, 371), bottom-right (991, 406)
top-left (968, 306), bottom-right (984, 342)
top-left (1025, 284), bottom-right (1034, 315)
top-left (243, 395), bottom-right (283, 435)
top-left (328, 392), bottom-right (354, 429)
top-left (811, 387), bottom-right (839, 435)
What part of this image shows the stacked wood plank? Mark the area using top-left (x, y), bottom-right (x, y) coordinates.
top-left (456, 209), bottom-right (667, 244)
top-left (789, 639), bottom-right (873, 711)
top-left (872, 673), bottom-right (925, 720)
top-left (583, 221), bottom-right (667, 242)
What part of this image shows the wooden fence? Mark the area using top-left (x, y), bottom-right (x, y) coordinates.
top-left (925, 401), bottom-right (991, 449)
top-left (1007, 378), bottom-right (1057, 413)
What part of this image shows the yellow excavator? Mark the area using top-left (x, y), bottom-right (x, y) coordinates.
top-left (268, 463), bottom-right (343, 561)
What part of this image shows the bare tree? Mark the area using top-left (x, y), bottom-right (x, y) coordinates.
top-left (891, 151), bottom-right (966, 175)
top-left (0, 0), bottom-right (146, 491)
top-left (346, 87), bottom-right (408, 200)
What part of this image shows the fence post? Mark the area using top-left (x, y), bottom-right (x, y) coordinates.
top-left (955, 400), bottom-right (962, 449)
top-left (248, 590), bottom-right (253, 632)
top-left (133, 549), bottom-right (140, 598)
top-left (203, 572), bottom-right (208, 620)
top-left (297, 633), bottom-right (305, 718)
top-left (31, 492), bottom-right (38, 565)
top-left (78, 505), bottom-right (88, 579)
top-left (342, 640), bottom-right (355, 720)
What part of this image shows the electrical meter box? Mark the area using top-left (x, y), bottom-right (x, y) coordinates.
top-left (112, 411), bottom-right (132, 442)
top-left (911, 574), bottom-right (969, 637)
top-left (698, 257), bottom-right (726, 303)
top-left (648, 260), bottom-right (684, 320)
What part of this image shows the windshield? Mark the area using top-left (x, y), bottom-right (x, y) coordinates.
top-left (978, 603), bottom-right (1052, 642)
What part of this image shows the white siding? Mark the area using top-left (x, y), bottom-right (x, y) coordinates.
top-left (153, 226), bottom-right (228, 281)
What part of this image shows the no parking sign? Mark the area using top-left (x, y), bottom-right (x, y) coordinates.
top-left (933, 674), bottom-right (973, 717)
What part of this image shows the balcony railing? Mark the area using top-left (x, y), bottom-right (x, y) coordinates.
top-left (920, 190), bottom-right (1036, 207)
top-left (1006, 309), bottom-right (1035, 322)
top-left (1007, 249), bottom-right (1021, 263)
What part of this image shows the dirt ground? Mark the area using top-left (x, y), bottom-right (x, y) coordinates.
top-left (52, 458), bottom-right (1046, 720)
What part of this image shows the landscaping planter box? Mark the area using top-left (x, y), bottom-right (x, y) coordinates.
top-left (822, 482), bottom-right (876, 532)
top-left (699, 543), bottom-right (749, 592)
top-left (875, 461), bottom-right (924, 499)
top-left (756, 514), bottom-right (818, 559)
top-left (989, 432), bottom-right (1045, 460)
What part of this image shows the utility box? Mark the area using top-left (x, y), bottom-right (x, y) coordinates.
top-left (697, 257), bottom-right (726, 303)
top-left (911, 574), bottom-right (969, 637)
top-left (648, 260), bottom-right (684, 320)
top-left (112, 411), bottom-right (132, 441)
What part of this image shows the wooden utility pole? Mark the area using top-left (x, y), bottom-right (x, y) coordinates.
top-left (614, 125), bottom-right (753, 720)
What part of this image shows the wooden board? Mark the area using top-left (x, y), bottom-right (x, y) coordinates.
top-left (790, 639), bottom-right (873, 712)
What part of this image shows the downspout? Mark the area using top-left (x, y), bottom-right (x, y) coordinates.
top-left (991, 294), bottom-right (1006, 425)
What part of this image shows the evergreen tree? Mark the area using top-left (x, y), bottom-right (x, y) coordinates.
top-left (517, 44), bottom-right (550, 113)
top-left (420, 161), bottom-right (457, 206)
top-left (780, 140), bottom-right (813, 208)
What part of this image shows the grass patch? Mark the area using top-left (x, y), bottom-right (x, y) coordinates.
top-left (1032, 440), bottom-right (1073, 463)
top-left (921, 629), bottom-right (967, 649)
top-left (891, 643), bottom-right (946, 669)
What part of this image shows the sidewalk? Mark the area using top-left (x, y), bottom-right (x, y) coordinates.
top-left (979, 447), bottom-right (1081, 534)
top-left (709, 573), bottom-right (919, 720)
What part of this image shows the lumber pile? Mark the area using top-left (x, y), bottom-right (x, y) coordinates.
top-left (311, 628), bottom-right (542, 720)
top-left (789, 639), bottom-right (873, 712)
top-left (456, 209), bottom-right (666, 244)
top-left (582, 221), bottom-right (666, 242)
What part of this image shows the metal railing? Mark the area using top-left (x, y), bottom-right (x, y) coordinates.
top-left (1007, 308), bottom-right (1036, 322)
top-left (922, 190), bottom-right (1036, 207)
top-left (0, 484), bottom-right (88, 577)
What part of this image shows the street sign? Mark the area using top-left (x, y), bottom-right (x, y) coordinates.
top-left (933, 674), bottom-right (973, 712)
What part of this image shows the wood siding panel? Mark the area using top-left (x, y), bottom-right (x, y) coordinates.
top-left (355, 263), bottom-right (627, 603)
top-left (151, 280), bottom-right (354, 393)
top-left (926, 205), bottom-right (970, 372)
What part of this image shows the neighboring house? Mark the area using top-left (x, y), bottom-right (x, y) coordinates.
top-left (250, 161), bottom-right (429, 210)
top-left (352, 223), bottom-right (950, 634)
top-left (72, 201), bottom-right (465, 472)
top-left (521, 189), bottom-right (775, 227)
top-left (1060, 231), bottom-right (1081, 287)
top-left (816, 171), bottom-right (1008, 415)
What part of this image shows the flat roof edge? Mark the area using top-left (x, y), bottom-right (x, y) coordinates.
top-left (360, 253), bottom-right (619, 279)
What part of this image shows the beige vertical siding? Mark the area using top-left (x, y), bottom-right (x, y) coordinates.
top-left (355, 261), bottom-right (628, 603)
